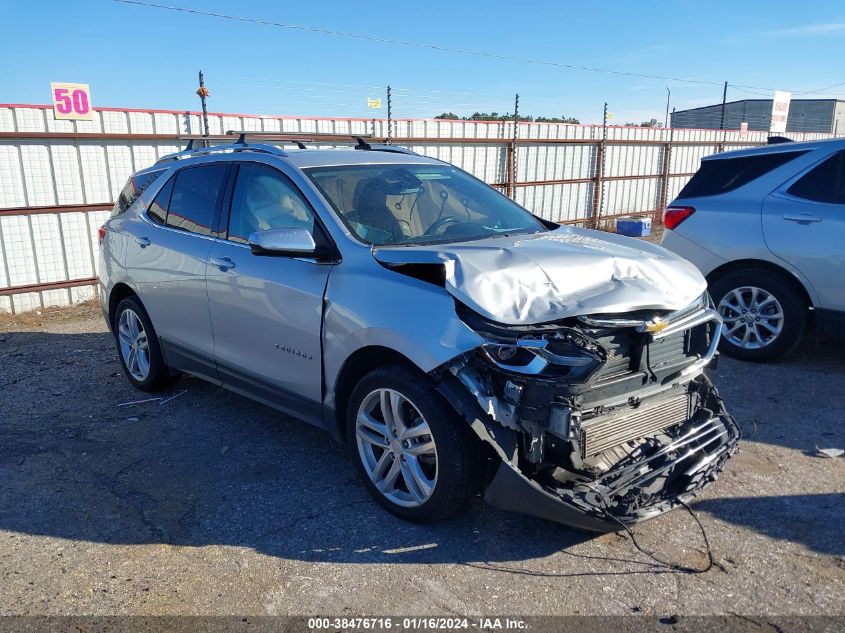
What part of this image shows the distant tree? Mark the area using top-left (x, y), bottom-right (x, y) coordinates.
top-left (622, 118), bottom-right (661, 127)
top-left (465, 112), bottom-right (534, 122)
top-left (434, 112), bottom-right (576, 123)
top-left (535, 115), bottom-right (580, 124)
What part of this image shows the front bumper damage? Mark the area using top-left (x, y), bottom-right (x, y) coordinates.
top-left (434, 295), bottom-right (740, 532)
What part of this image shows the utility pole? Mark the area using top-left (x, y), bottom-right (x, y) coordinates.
top-left (664, 87), bottom-right (671, 128)
top-left (719, 81), bottom-right (728, 130)
top-left (602, 101), bottom-right (608, 139)
top-left (596, 102), bottom-right (609, 228)
top-left (197, 70), bottom-right (210, 139)
top-left (508, 93), bottom-right (519, 199)
top-left (386, 85), bottom-right (392, 141)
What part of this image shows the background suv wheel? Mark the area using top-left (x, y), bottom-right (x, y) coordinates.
top-left (346, 363), bottom-right (484, 522)
top-left (709, 269), bottom-right (806, 362)
top-left (113, 296), bottom-right (178, 392)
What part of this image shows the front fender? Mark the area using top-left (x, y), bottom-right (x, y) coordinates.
top-left (322, 260), bottom-right (483, 410)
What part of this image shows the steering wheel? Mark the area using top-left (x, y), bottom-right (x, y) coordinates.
top-left (423, 216), bottom-right (458, 236)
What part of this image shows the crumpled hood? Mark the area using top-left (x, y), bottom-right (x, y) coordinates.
top-left (372, 226), bottom-right (706, 325)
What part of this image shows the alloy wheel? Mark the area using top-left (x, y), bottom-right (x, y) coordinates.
top-left (118, 308), bottom-right (150, 381)
top-left (717, 286), bottom-right (785, 350)
top-left (355, 388), bottom-right (438, 508)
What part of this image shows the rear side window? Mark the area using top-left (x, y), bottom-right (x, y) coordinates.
top-left (787, 151), bottom-right (845, 204)
top-left (678, 150), bottom-right (807, 198)
top-left (111, 170), bottom-right (165, 217)
top-left (165, 165), bottom-right (228, 236)
top-left (147, 176), bottom-right (175, 225)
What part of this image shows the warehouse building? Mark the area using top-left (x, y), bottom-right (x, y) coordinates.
top-left (671, 98), bottom-right (845, 133)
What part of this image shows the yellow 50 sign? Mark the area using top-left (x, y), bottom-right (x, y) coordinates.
top-left (51, 82), bottom-right (93, 120)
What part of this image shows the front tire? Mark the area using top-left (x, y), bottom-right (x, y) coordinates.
top-left (113, 296), bottom-right (177, 392)
top-left (710, 269), bottom-right (806, 362)
top-left (346, 363), bottom-right (484, 522)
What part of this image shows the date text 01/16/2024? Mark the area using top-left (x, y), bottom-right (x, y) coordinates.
top-left (306, 617), bottom-right (528, 630)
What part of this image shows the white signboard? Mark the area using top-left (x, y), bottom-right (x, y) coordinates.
top-left (770, 91), bottom-right (791, 134)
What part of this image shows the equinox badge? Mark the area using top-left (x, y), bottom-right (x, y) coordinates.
top-left (274, 343), bottom-right (313, 361)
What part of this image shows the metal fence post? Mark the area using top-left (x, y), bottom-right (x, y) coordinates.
top-left (506, 140), bottom-right (515, 199)
top-left (658, 127), bottom-right (674, 225)
top-left (592, 140), bottom-right (604, 229)
top-left (197, 70), bottom-right (210, 139)
top-left (508, 93), bottom-right (519, 200)
top-left (387, 85), bottom-right (392, 141)
top-left (593, 102), bottom-right (609, 229)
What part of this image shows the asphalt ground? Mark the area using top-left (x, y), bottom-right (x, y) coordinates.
top-left (0, 302), bottom-right (842, 621)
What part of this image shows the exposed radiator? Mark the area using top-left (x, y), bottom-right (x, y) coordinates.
top-left (580, 392), bottom-right (691, 458)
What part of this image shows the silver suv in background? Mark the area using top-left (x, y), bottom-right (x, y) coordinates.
top-left (661, 138), bottom-right (845, 361)
top-left (99, 134), bottom-right (738, 531)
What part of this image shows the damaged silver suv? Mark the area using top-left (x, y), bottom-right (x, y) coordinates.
top-left (99, 135), bottom-right (738, 531)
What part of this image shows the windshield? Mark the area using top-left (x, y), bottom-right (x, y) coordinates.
top-left (304, 164), bottom-right (547, 246)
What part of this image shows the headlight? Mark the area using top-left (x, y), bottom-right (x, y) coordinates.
top-left (481, 342), bottom-right (542, 372)
top-left (481, 336), bottom-right (603, 376)
top-left (484, 343), bottom-right (519, 362)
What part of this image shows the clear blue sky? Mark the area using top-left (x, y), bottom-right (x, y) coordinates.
top-left (2, 0), bottom-right (844, 124)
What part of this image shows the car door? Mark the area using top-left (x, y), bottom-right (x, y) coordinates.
top-left (123, 163), bottom-right (229, 374)
top-left (205, 162), bottom-right (334, 416)
top-left (762, 149), bottom-right (845, 311)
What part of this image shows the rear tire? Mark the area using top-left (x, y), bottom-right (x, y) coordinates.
top-left (346, 363), bottom-right (484, 522)
top-left (709, 269), bottom-right (806, 362)
top-left (113, 296), bottom-right (177, 392)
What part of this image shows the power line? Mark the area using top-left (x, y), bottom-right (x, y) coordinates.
top-left (797, 80), bottom-right (845, 95)
top-left (113, 0), bottom-right (836, 94)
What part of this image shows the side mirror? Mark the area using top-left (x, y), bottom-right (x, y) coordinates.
top-left (247, 228), bottom-right (329, 259)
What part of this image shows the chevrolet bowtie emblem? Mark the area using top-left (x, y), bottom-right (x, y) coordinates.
top-left (643, 320), bottom-right (669, 333)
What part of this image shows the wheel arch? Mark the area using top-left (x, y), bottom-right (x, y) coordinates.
top-left (705, 259), bottom-right (814, 309)
top-left (331, 346), bottom-right (418, 443)
top-left (107, 282), bottom-right (140, 331)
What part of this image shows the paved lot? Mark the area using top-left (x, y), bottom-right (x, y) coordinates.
top-left (0, 302), bottom-right (843, 617)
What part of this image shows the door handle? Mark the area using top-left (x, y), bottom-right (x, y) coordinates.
top-left (783, 213), bottom-right (821, 223)
top-left (209, 256), bottom-right (235, 271)
top-left (135, 236), bottom-right (151, 247)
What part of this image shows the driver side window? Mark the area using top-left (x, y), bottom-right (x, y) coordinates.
top-left (227, 164), bottom-right (316, 244)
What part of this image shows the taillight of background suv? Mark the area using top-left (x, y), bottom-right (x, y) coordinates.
top-left (663, 206), bottom-right (695, 230)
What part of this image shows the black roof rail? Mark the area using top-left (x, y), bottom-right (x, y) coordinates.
top-left (225, 131), bottom-right (315, 149)
top-left (353, 136), bottom-right (372, 150)
top-left (226, 131), bottom-right (418, 155)
top-left (155, 136), bottom-right (288, 165)
top-left (767, 136), bottom-right (794, 144)
top-left (159, 132), bottom-right (418, 163)
top-left (352, 137), bottom-right (417, 155)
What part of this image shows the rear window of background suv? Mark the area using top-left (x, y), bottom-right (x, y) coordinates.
top-left (677, 150), bottom-right (808, 198)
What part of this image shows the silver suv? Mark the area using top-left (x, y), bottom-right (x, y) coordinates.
top-left (661, 138), bottom-right (845, 361)
top-left (99, 135), bottom-right (738, 531)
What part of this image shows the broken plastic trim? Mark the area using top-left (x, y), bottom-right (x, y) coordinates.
top-left (435, 365), bottom-right (738, 532)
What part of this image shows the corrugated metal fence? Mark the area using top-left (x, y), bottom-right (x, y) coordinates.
top-left (0, 103), bottom-right (836, 313)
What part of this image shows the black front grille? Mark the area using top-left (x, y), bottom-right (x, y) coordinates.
top-left (647, 329), bottom-right (689, 371)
